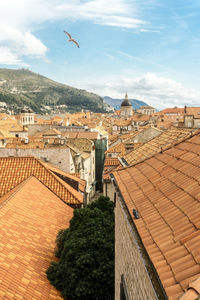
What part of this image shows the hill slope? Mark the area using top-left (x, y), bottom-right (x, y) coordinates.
top-left (0, 68), bottom-right (110, 114)
top-left (103, 96), bottom-right (148, 110)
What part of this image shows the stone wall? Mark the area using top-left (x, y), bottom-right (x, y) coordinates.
top-left (103, 181), bottom-right (115, 202)
top-left (0, 147), bottom-right (73, 173)
top-left (115, 194), bottom-right (158, 300)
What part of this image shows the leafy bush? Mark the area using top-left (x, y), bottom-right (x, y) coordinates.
top-left (46, 196), bottom-right (114, 300)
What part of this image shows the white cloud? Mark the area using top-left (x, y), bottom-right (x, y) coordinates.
top-left (140, 28), bottom-right (160, 33)
top-left (0, 0), bottom-right (146, 65)
top-left (0, 47), bottom-right (28, 66)
top-left (56, 0), bottom-right (143, 28)
top-left (78, 73), bottom-right (200, 110)
top-left (23, 32), bottom-right (47, 57)
top-left (0, 0), bottom-right (144, 29)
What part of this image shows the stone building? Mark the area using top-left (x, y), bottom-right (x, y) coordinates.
top-left (19, 107), bottom-right (35, 127)
top-left (184, 107), bottom-right (200, 128)
top-left (120, 93), bottom-right (133, 117)
top-left (137, 105), bottom-right (156, 115)
top-left (0, 137), bottom-right (95, 202)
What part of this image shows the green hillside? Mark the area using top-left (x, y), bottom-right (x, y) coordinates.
top-left (0, 68), bottom-right (109, 114)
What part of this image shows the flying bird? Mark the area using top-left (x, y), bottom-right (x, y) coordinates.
top-left (64, 31), bottom-right (80, 48)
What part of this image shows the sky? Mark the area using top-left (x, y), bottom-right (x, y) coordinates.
top-left (0, 1), bottom-right (200, 110)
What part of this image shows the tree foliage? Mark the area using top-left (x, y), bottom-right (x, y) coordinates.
top-left (46, 196), bottom-right (114, 300)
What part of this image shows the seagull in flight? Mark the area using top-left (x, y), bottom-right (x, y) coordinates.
top-left (64, 31), bottom-right (80, 48)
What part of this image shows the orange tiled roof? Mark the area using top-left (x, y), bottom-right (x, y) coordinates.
top-left (108, 134), bottom-right (120, 144)
top-left (5, 137), bottom-right (45, 149)
top-left (69, 112), bottom-right (91, 119)
top-left (0, 113), bottom-right (16, 121)
top-left (104, 157), bottom-right (121, 167)
top-left (113, 130), bottom-right (200, 299)
top-left (103, 157), bottom-right (122, 181)
top-left (62, 131), bottom-right (99, 140)
top-left (119, 132), bottom-right (140, 140)
top-left (0, 156), bottom-right (83, 206)
top-left (123, 127), bottom-right (197, 166)
top-left (131, 114), bottom-right (150, 121)
top-left (113, 119), bottom-right (132, 126)
top-left (160, 107), bottom-right (185, 114)
top-left (45, 163), bottom-right (86, 193)
top-left (62, 132), bottom-right (78, 139)
top-left (36, 119), bottom-right (53, 125)
top-left (76, 132), bottom-right (99, 139)
top-left (0, 176), bottom-right (73, 299)
top-left (0, 131), bottom-right (4, 139)
top-left (185, 107), bottom-right (200, 118)
top-left (105, 142), bottom-right (126, 157)
top-left (8, 124), bottom-right (24, 132)
top-left (42, 128), bottom-right (61, 136)
top-left (179, 276), bottom-right (200, 299)
top-left (156, 119), bottom-right (174, 129)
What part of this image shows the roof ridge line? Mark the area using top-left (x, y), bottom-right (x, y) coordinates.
top-left (0, 176), bottom-right (34, 209)
top-left (112, 130), bottom-right (200, 173)
top-left (36, 159), bottom-right (83, 203)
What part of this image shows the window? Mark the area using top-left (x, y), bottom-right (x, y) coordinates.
top-left (120, 275), bottom-right (129, 300)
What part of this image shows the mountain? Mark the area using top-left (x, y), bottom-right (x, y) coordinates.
top-left (103, 96), bottom-right (148, 110)
top-left (0, 68), bottom-right (110, 114)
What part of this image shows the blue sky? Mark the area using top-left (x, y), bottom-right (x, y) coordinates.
top-left (0, 0), bottom-right (200, 109)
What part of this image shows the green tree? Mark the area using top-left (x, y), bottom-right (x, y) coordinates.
top-left (46, 196), bottom-right (114, 300)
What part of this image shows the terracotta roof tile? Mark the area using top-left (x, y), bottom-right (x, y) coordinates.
top-left (123, 127), bottom-right (197, 166)
top-left (179, 289), bottom-right (199, 300)
top-left (42, 162), bottom-right (86, 193)
top-left (0, 176), bottom-right (73, 299)
top-left (0, 157), bottom-right (83, 205)
top-left (105, 142), bottom-right (126, 156)
top-left (113, 130), bottom-right (200, 299)
top-left (160, 107), bottom-right (185, 114)
top-left (189, 277), bottom-right (200, 294)
top-left (104, 157), bottom-right (121, 166)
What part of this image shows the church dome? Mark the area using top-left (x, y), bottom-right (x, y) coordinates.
top-left (121, 93), bottom-right (132, 107)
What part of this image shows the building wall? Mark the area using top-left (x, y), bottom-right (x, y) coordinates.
top-left (138, 108), bottom-right (155, 115)
top-left (193, 118), bottom-right (200, 128)
top-left (9, 131), bottom-right (28, 138)
top-left (184, 116), bottom-right (194, 128)
top-left (120, 106), bottom-right (133, 117)
top-left (185, 115), bottom-right (200, 128)
top-left (0, 148), bottom-right (74, 173)
top-left (115, 194), bottom-right (158, 300)
top-left (82, 150), bottom-right (96, 202)
top-left (103, 180), bottom-right (115, 201)
top-left (20, 113), bottom-right (35, 126)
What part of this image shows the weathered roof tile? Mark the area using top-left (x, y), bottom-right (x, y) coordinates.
top-left (114, 130), bottom-right (200, 299)
top-left (0, 176), bottom-right (73, 299)
top-left (0, 156), bottom-right (83, 205)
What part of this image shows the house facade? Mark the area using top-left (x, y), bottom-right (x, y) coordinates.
top-left (137, 105), bottom-right (156, 115)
